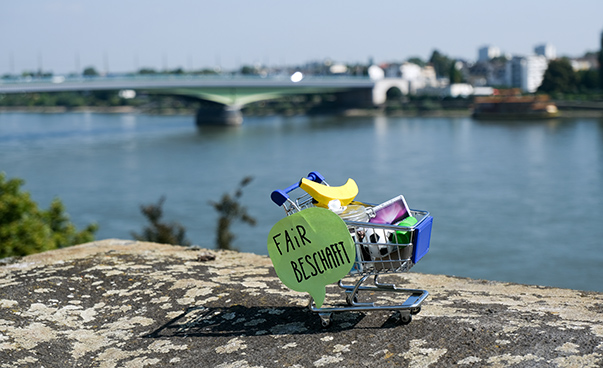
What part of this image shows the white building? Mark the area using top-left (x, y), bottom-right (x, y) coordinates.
top-left (421, 65), bottom-right (438, 87)
top-left (400, 62), bottom-right (439, 93)
top-left (380, 62), bottom-right (438, 95)
top-left (447, 83), bottom-right (474, 97)
top-left (505, 55), bottom-right (549, 93)
top-left (399, 62), bottom-right (422, 81)
top-left (534, 43), bottom-right (557, 60)
top-left (416, 83), bottom-right (495, 98)
top-left (571, 59), bottom-right (595, 71)
top-left (478, 45), bottom-right (501, 62)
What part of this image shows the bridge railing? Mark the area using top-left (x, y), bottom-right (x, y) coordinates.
top-left (1, 73), bottom-right (372, 86)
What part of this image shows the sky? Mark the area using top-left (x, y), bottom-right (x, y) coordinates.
top-left (1, 0), bottom-right (602, 75)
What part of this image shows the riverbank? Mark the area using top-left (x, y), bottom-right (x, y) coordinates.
top-left (2, 105), bottom-right (602, 119)
top-left (0, 106), bottom-right (179, 115)
top-left (1, 239), bottom-right (602, 367)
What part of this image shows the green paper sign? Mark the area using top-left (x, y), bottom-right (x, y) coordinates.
top-left (267, 207), bottom-right (356, 308)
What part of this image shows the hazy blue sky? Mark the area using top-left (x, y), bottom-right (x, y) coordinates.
top-left (1, 0), bottom-right (602, 75)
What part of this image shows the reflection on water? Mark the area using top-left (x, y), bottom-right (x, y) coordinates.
top-left (1, 112), bottom-right (602, 292)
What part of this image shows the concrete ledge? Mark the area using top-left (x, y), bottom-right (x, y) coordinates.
top-left (1, 239), bottom-right (602, 367)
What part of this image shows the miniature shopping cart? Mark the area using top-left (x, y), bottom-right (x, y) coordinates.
top-left (271, 171), bottom-right (433, 327)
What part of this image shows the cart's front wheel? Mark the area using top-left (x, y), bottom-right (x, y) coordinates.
top-left (399, 312), bottom-right (412, 325)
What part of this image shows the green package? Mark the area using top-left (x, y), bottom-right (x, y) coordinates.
top-left (394, 216), bottom-right (418, 244)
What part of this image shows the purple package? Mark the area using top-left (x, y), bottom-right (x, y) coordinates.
top-left (368, 195), bottom-right (411, 225)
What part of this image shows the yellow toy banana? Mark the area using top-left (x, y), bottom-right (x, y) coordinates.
top-left (299, 177), bottom-right (359, 208)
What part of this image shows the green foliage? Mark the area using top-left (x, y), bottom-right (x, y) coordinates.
top-left (599, 50), bottom-right (603, 90)
top-left (131, 196), bottom-right (191, 246)
top-left (0, 90), bottom-right (141, 108)
top-left (577, 69), bottom-right (599, 91)
top-left (347, 64), bottom-right (368, 76)
top-left (240, 65), bottom-right (258, 75)
top-left (449, 60), bottom-right (463, 84)
top-left (83, 67), bottom-right (99, 77)
top-left (138, 68), bottom-right (158, 75)
top-left (45, 199), bottom-right (98, 248)
top-left (21, 70), bottom-right (52, 78)
top-left (192, 68), bottom-right (220, 76)
top-left (429, 49), bottom-right (453, 79)
top-left (538, 58), bottom-right (578, 94)
top-left (90, 90), bottom-right (121, 106)
top-left (0, 173), bottom-right (98, 258)
top-left (406, 57), bottom-right (426, 67)
top-left (209, 176), bottom-right (256, 251)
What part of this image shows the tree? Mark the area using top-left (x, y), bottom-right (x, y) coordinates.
top-left (240, 65), bottom-right (256, 75)
top-left (449, 60), bottom-right (463, 84)
top-left (429, 50), bottom-right (453, 79)
top-left (577, 69), bottom-right (599, 91)
top-left (209, 176), bottom-right (256, 251)
top-left (0, 173), bottom-right (98, 258)
top-left (131, 196), bottom-right (191, 246)
top-left (406, 57), bottom-right (426, 67)
top-left (538, 58), bottom-right (578, 94)
top-left (138, 68), bottom-right (157, 75)
top-left (599, 32), bottom-right (603, 89)
top-left (82, 66), bottom-right (99, 77)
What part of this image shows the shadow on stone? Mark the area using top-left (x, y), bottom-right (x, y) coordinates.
top-left (143, 304), bottom-right (401, 338)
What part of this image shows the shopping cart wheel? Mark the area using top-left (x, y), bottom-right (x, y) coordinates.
top-left (398, 311), bottom-right (412, 325)
top-left (319, 313), bottom-right (332, 328)
top-left (345, 291), bottom-right (358, 306)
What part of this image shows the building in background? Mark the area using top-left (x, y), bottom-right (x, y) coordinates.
top-left (534, 43), bottom-right (557, 60)
top-left (478, 45), bottom-right (501, 62)
top-left (380, 62), bottom-right (438, 95)
top-left (505, 55), bottom-right (549, 93)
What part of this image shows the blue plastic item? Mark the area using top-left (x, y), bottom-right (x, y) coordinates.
top-left (411, 215), bottom-right (433, 264)
top-left (271, 171), bottom-right (325, 206)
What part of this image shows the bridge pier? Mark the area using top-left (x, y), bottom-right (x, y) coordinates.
top-left (195, 105), bottom-right (243, 126)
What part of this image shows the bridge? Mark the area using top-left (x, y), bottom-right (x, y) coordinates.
top-left (0, 74), bottom-right (408, 125)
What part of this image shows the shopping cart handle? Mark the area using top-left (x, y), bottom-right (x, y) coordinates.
top-left (271, 171), bottom-right (325, 206)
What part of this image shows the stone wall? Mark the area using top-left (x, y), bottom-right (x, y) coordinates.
top-left (1, 239), bottom-right (602, 367)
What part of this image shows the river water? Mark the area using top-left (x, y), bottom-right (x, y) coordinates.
top-left (1, 112), bottom-right (602, 292)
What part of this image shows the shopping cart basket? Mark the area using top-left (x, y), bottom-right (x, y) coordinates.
top-left (270, 171), bottom-right (433, 327)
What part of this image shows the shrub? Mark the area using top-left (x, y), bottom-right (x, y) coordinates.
top-left (209, 176), bottom-right (256, 251)
top-left (131, 196), bottom-right (191, 246)
top-left (0, 172), bottom-right (98, 258)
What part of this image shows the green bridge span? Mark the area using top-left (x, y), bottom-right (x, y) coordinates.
top-left (0, 75), bottom-right (406, 125)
